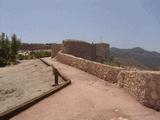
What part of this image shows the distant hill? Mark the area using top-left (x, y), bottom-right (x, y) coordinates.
top-left (110, 47), bottom-right (160, 70)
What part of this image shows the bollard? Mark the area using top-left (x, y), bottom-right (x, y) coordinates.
top-left (52, 66), bottom-right (59, 85)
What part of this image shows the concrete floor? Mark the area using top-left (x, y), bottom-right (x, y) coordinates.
top-left (11, 58), bottom-right (160, 120)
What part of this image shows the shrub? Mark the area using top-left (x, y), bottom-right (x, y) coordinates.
top-left (30, 51), bottom-right (51, 58)
top-left (17, 51), bottom-right (51, 60)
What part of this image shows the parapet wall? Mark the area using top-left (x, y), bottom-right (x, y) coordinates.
top-left (118, 71), bottom-right (160, 111)
top-left (56, 51), bottom-right (123, 83)
top-left (56, 51), bottom-right (160, 111)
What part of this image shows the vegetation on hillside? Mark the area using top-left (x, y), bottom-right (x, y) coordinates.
top-left (0, 33), bottom-right (21, 67)
top-left (104, 55), bottom-right (121, 67)
top-left (17, 51), bottom-right (51, 60)
top-left (110, 47), bottom-right (160, 70)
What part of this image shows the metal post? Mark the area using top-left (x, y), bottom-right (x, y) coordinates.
top-left (52, 66), bottom-right (59, 86)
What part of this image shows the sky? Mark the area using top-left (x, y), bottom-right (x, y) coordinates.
top-left (0, 0), bottom-right (160, 52)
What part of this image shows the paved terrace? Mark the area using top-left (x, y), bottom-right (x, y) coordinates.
top-left (11, 58), bottom-right (160, 120)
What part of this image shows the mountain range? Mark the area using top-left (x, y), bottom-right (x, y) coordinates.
top-left (110, 47), bottom-right (160, 70)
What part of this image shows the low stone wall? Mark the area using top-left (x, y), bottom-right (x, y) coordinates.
top-left (56, 51), bottom-right (160, 111)
top-left (56, 51), bottom-right (123, 83)
top-left (118, 70), bottom-right (160, 111)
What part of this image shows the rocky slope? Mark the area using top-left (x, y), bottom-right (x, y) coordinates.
top-left (110, 47), bottom-right (160, 70)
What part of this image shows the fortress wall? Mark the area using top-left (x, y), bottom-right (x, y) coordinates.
top-left (51, 44), bottom-right (62, 58)
top-left (56, 51), bottom-right (160, 111)
top-left (95, 43), bottom-right (110, 62)
top-left (51, 40), bottom-right (110, 62)
top-left (51, 40), bottom-right (160, 111)
top-left (118, 70), bottom-right (160, 111)
top-left (56, 51), bottom-right (123, 83)
top-left (62, 40), bottom-right (95, 60)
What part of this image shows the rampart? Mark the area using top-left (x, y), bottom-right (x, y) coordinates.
top-left (51, 43), bottom-right (62, 58)
top-left (62, 40), bottom-right (94, 60)
top-left (51, 39), bottom-right (110, 62)
top-left (55, 51), bottom-right (160, 111)
top-left (56, 51), bottom-right (123, 83)
top-left (95, 43), bottom-right (110, 62)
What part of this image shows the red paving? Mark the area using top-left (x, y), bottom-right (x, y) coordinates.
top-left (11, 58), bottom-right (160, 120)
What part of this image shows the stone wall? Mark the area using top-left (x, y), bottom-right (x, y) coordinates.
top-left (95, 43), bottom-right (110, 62)
top-left (56, 51), bottom-right (123, 83)
top-left (62, 40), bottom-right (94, 60)
top-left (118, 70), bottom-right (160, 111)
top-left (51, 44), bottom-right (62, 58)
top-left (56, 51), bottom-right (160, 111)
top-left (51, 39), bottom-right (110, 62)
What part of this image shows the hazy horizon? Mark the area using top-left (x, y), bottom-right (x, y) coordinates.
top-left (0, 0), bottom-right (160, 52)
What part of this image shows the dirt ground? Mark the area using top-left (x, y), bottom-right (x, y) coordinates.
top-left (11, 58), bottom-right (160, 120)
top-left (0, 59), bottom-right (61, 113)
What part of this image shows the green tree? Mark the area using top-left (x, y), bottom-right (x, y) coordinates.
top-left (3, 36), bottom-right (11, 63)
top-left (0, 33), bottom-right (21, 66)
top-left (0, 33), bottom-right (9, 66)
top-left (10, 34), bottom-right (21, 62)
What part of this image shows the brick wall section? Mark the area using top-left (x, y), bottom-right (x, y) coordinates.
top-left (118, 70), bottom-right (160, 111)
top-left (56, 51), bottom-right (123, 83)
